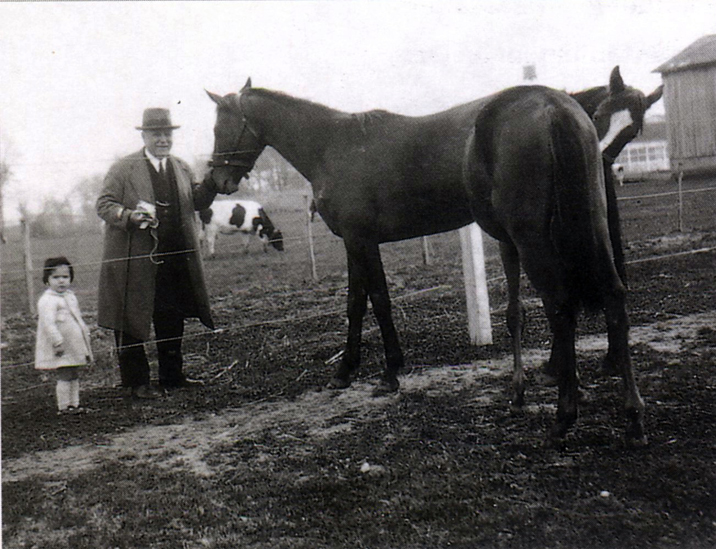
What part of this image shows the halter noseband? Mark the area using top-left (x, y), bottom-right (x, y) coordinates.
top-left (208, 94), bottom-right (263, 170)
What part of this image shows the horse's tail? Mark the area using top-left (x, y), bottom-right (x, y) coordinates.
top-left (604, 162), bottom-right (628, 286)
top-left (549, 107), bottom-right (616, 311)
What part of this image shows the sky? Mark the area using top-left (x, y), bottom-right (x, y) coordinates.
top-left (1, 0), bottom-right (715, 224)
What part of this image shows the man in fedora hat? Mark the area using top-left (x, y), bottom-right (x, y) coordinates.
top-left (96, 107), bottom-right (222, 399)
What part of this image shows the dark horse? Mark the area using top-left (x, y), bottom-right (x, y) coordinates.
top-left (206, 70), bottom-right (659, 442)
top-left (462, 86), bottom-right (644, 442)
top-left (535, 69), bottom-right (661, 386)
top-left (571, 68), bottom-right (662, 287)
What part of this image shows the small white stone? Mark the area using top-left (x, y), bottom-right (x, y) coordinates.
top-left (600, 490), bottom-right (611, 498)
top-left (360, 462), bottom-right (371, 473)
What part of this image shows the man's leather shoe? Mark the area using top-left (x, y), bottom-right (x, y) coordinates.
top-left (160, 377), bottom-right (204, 390)
top-left (132, 385), bottom-right (163, 399)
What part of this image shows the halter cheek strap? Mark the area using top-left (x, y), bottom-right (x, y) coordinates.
top-left (208, 94), bottom-right (263, 170)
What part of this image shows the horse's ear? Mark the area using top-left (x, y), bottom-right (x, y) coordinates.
top-left (241, 78), bottom-right (252, 91)
top-left (206, 90), bottom-right (223, 105)
top-left (609, 66), bottom-right (625, 94)
top-left (646, 84), bottom-right (664, 108)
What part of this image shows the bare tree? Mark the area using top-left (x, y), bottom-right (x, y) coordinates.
top-left (0, 159), bottom-right (9, 243)
top-left (69, 173), bottom-right (105, 225)
top-left (0, 130), bottom-right (15, 243)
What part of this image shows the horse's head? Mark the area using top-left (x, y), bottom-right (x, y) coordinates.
top-left (206, 78), bottom-right (265, 194)
top-left (591, 66), bottom-right (663, 162)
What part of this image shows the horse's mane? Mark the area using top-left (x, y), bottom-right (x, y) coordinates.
top-left (349, 110), bottom-right (396, 134)
top-left (245, 88), bottom-right (402, 136)
top-left (247, 88), bottom-right (343, 117)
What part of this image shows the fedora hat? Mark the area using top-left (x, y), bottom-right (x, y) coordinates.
top-left (135, 108), bottom-right (180, 130)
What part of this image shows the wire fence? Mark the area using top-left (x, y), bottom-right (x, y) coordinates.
top-left (2, 179), bottom-right (715, 377)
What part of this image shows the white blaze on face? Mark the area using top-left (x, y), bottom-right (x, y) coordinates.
top-left (599, 109), bottom-right (634, 152)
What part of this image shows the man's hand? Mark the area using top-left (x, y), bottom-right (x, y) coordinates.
top-left (128, 210), bottom-right (157, 230)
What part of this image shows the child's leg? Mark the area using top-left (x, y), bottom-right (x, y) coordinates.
top-left (70, 379), bottom-right (80, 407)
top-left (55, 379), bottom-right (71, 411)
top-left (57, 367), bottom-right (80, 410)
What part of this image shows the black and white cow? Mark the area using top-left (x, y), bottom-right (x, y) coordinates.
top-left (198, 200), bottom-right (284, 257)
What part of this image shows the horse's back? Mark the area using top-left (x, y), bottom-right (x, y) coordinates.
top-left (464, 86), bottom-right (618, 308)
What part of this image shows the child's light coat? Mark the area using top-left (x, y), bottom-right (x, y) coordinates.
top-left (35, 289), bottom-right (93, 369)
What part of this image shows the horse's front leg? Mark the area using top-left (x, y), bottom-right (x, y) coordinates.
top-left (327, 246), bottom-right (368, 390)
top-left (604, 289), bottom-right (647, 445)
top-left (500, 241), bottom-right (526, 409)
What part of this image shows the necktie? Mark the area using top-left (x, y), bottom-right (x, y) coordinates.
top-left (159, 161), bottom-right (166, 179)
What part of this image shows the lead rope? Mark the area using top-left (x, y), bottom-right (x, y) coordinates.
top-left (149, 226), bottom-right (163, 265)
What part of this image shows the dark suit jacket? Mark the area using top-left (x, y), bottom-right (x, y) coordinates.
top-left (96, 149), bottom-right (217, 339)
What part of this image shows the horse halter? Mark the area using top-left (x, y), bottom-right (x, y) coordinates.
top-left (208, 94), bottom-right (263, 172)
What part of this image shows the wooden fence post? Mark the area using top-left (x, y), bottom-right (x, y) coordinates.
top-left (21, 218), bottom-right (36, 314)
top-left (677, 164), bottom-right (684, 232)
top-left (459, 223), bottom-right (492, 345)
top-left (305, 194), bottom-right (318, 281)
top-left (421, 236), bottom-right (432, 265)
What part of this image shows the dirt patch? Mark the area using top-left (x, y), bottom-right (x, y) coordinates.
top-left (5, 310), bottom-right (713, 487)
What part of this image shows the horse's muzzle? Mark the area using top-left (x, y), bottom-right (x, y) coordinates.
top-left (208, 168), bottom-right (243, 195)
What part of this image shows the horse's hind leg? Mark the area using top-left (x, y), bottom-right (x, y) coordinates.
top-left (364, 244), bottom-right (403, 393)
top-left (500, 241), bottom-right (527, 409)
top-left (604, 290), bottom-right (647, 445)
top-left (543, 296), bottom-right (579, 441)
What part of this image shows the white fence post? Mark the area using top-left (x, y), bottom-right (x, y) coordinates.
top-left (459, 223), bottom-right (492, 345)
top-left (305, 194), bottom-right (318, 281)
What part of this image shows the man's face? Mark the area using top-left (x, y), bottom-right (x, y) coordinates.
top-left (142, 129), bottom-right (173, 158)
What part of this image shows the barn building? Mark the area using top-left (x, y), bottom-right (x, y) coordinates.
top-left (654, 34), bottom-right (716, 175)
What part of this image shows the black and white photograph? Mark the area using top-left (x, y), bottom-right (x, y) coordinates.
top-left (1, 1), bottom-right (715, 547)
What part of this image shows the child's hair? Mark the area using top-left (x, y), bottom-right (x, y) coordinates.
top-left (42, 256), bottom-right (75, 284)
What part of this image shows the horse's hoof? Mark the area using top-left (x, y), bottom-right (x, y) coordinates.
top-left (625, 414), bottom-right (647, 447)
top-left (600, 355), bottom-right (620, 377)
top-left (372, 377), bottom-right (399, 396)
top-left (327, 377), bottom-right (351, 390)
top-left (550, 414), bottom-right (576, 441)
top-left (510, 392), bottom-right (525, 411)
top-left (626, 434), bottom-right (649, 448)
top-left (544, 433), bottom-right (567, 450)
top-left (538, 364), bottom-right (559, 386)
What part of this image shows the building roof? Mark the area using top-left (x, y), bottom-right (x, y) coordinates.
top-left (654, 35), bottom-right (716, 74)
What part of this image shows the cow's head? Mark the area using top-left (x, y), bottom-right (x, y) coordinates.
top-left (269, 229), bottom-right (284, 251)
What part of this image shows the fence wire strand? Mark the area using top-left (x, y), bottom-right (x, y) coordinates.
top-left (3, 243), bottom-right (715, 374)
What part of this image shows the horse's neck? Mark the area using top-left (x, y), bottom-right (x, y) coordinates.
top-left (250, 92), bottom-right (341, 181)
top-left (571, 86), bottom-right (608, 117)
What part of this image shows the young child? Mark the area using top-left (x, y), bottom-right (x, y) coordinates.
top-left (34, 256), bottom-right (93, 413)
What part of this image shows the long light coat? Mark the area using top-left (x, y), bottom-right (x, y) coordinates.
top-left (96, 149), bottom-right (217, 340)
top-left (35, 289), bottom-right (93, 370)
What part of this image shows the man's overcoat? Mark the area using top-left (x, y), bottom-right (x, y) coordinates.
top-left (96, 150), bottom-right (216, 340)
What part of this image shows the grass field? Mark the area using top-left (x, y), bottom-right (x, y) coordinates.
top-left (2, 177), bottom-right (715, 549)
